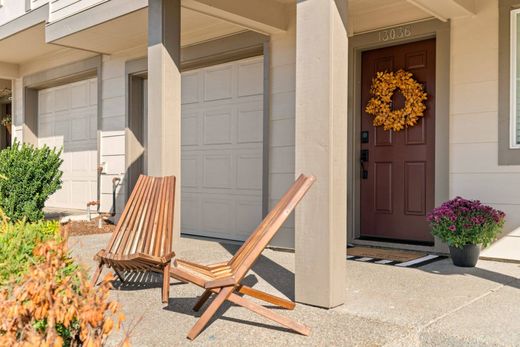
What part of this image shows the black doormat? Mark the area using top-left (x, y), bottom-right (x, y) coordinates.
top-left (347, 245), bottom-right (447, 268)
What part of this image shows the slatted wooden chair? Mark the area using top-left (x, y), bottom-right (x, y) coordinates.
top-left (170, 174), bottom-right (316, 340)
top-left (91, 175), bottom-right (176, 303)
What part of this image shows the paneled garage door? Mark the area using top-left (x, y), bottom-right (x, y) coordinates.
top-left (181, 56), bottom-right (264, 241)
top-left (38, 78), bottom-right (98, 210)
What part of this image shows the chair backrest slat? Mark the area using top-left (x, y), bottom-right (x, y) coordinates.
top-left (114, 175), bottom-right (154, 254)
top-left (229, 176), bottom-right (304, 271)
top-left (106, 175), bottom-right (176, 257)
top-left (229, 175), bottom-right (315, 281)
top-left (119, 176), bottom-right (156, 255)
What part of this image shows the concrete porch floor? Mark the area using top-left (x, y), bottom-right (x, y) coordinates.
top-left (69, 233), bottom-right (520, 346)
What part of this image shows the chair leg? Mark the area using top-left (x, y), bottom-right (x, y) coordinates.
top-left (91, 263), bottom-right (104, 286)
top-left (113, 268), bottom-right (126, 284)
top-left (162, 264), bottom-right (171, 304)
top-left (193, 290), bottom-right (212, 312)
top-left (187, 286), bottom-right (234, 340)
top-left (238, 285), bottom-right (295, 310)
top-left (227, 292), bottom-right (310, 336)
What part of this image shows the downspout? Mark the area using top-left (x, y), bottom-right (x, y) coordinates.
top-left (97, 164), bottom-right (103, 214)
top-left (112, 177), bottom-right (121, 216)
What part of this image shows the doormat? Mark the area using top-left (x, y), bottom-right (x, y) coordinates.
top-left (346, 245), bottom-right (446, 268)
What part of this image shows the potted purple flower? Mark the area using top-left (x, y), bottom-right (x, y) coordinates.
top-left (427, 197), bottom-right (505, 267)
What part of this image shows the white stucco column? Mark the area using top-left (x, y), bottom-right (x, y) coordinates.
top-left (147, 0), bottom-right (181, 240)
top-left (294, 0), bottom-right (348, 308)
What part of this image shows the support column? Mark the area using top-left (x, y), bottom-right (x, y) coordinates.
top-left (147, 0), bottom-right (181, 240)
top-left (294, 0), bottom-right (348, 308)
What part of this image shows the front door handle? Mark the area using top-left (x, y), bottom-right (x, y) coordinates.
top-left (360, 149), bottom-right (369, 162)
top-left (360, 149), bottom-right (369, 179)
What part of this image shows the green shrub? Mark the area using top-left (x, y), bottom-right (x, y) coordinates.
top-left (0, 140), bottom-right (63, 222)
top-left (0, 217), bottom-right (61, 286)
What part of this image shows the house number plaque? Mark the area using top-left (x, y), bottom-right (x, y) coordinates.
top-left (378, 26), bottom-right (412, 42)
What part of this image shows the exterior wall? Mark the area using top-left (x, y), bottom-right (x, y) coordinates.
top-left (30, 0), bottom-right (49, 11)
top-left (0, 0), bottom-right (27, 25)
top-left (11, 49), bottom-right (97, 144)
top-left (450, 0), bottom-right (520, 260)
top-left (49, 0), bottom-right (104, 22)
top-left (11, 77), bottom-right (23, 142)
top-left (99, 45), bottom-right (147, 216)
top-left (268, 7), bottom-right (296, 248)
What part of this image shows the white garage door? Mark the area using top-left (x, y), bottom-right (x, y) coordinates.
top-left (181, 56), bottom-right (264, 241)
top-left (38, 78), bottom-right (98, 210)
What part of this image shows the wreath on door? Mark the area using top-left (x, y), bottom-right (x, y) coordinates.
top-left (365, 69), bottom-right (428, 132)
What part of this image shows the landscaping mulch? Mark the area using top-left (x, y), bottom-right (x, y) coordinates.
top-left (61, 217), bottom-right (115, 237)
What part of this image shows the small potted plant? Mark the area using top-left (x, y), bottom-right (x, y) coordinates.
top-left (427, 197), bottom-right (505, 267)
top-left (1, 114), bottom-right (11, 135)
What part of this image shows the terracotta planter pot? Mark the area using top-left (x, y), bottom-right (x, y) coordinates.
top-left (449, 244), bottom-right (480, 267)
top-left (4, 123), bottom-right (11, 135)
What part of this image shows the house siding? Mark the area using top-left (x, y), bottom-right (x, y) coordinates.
top-left (268, 7), bottom-right (296, 248)
top-left (49, 0), bottom-right (105, 22)
top-left (0, 0), bottom-right (27, 25)
top-left (99, 46), bottom-right (146, 216)
top-left (450, 0), bottom-right (520, 260)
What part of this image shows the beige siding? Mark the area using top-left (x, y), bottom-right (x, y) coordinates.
top-left (450, 0), bottom-right (520, 260)
top-left (30, 0), bottom-right (49, 11)
top-left (269, 7), bottom-right (296, 248)
top-left (49, 0), bottom-right (104, 22)
top-left (11, 78), bottom-right (23, 143)
top-left (99, 46), bottom-right (146, 216)
top-left (0, 0), bottom-right (26, 25)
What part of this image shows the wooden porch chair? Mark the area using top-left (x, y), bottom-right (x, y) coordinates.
top-left (91, 175), bottom-right (176, 303)
top-left (170, 174), bottom-right (316, 340)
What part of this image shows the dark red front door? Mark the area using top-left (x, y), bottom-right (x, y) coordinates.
top-left (360, 38), bottom-right (436, 244)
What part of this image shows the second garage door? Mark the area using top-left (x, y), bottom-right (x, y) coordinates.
top-left (38, 78), bottom-right (98, 210)
top-left (181, 56), bottom-right (264, 241)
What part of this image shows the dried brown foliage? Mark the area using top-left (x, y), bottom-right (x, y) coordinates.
top-left (0, 239), bottom-right (127, 347)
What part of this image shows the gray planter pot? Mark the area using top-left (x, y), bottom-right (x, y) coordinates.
top-left (449, 244), bottom-right (481, 267)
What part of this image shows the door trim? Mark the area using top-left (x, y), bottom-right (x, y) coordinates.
top-left (348, 19), bottom-right (450, 253)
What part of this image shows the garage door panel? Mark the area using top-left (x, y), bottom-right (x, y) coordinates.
top-left (182, 56), bottom-right (264, 241)
top-left (201, 198), bottom-right (233, 233)
top-left (181, 154), bottom-right (200, 188)
top-left (236, 153), bottom-right (262, 190)
top-left (203, 109), bottom-right (233, 145)
top-left (204, 65), bottom-right (233, 102)
top-left (70, 116), bottom-right (89, 141)
top-left (70, 82), bottom-right (90, 109)
top-left (181, 195), bottom-right (201, 232)
top-left (39, 119), bottom-right (54, 139)
top-left (39, 92), bottom-right (54, 114)
top-left (38, 78), bottom-right (98, 210)
top-left (181, 72), bottom-right (200, 104)
top-left (203, 154), bottom-right (233, 189)
top-left (236, 200), bottom-right (263, 236)
top-left (53, 87), bottom-right (70, 112)
top-left (54, 120), bottom-right (71, 143)
top-left (238, 60), bottom-right (263, 97)
top-left (49, 181), bottom-right (69, 206)
top-left (89, 80), bottom-right (97, 106)
top-left (181, 112), bottom-right (199, 146)
top-left (237, 107), bottom-right (263, 144)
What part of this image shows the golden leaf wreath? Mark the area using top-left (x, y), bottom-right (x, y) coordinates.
top-left (365, 69), bottom-right (428, 132)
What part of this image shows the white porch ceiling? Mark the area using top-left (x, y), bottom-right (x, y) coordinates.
top-left (0, 0), bottom-right (474, 67)
top-left (0, 23), bottom-right (63, 64)
top-left (348, 0), bottom-right (432, 34)
top-left (49, 7), bottom-right (247, 54)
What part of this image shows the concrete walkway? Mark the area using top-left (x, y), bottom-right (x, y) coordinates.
top-left (69, 234), bottom-right (520, 346)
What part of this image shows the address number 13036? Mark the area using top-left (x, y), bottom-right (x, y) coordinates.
top-left (378, 26), bottom-right (412, 42)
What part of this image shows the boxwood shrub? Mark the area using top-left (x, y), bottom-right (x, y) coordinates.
top-left (0, 140), bottom-right (63, 222)
top-left (0, 217), bottom-right (61, 286)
